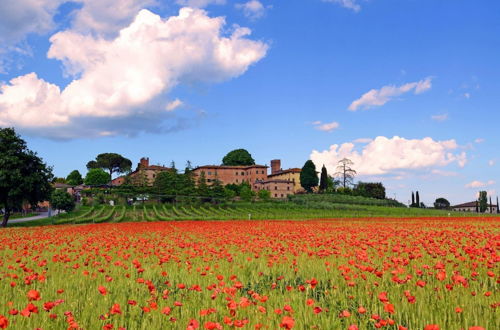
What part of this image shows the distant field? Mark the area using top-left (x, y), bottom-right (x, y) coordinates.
top-left (10, 202), bottom-right (495, 227)
top-left (1, 218), bottom-right (498, 329)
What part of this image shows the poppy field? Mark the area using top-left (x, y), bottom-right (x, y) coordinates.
top-left (0, 217), bottom-right (498, 329)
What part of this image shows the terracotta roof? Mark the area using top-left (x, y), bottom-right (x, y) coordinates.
top-left (268, 168), bottom-right (301, 177)
top-left (194, 164), bottom-right (268, 170)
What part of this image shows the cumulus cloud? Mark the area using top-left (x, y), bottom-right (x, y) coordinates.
top-left (165, 99), bottom-right (184, 112)
top-left (431, 113), bottom-right (448, 122)
top-left (322, 0), bottom-right (361, 12)
top-left (236, 1), bottom-right (269, 20)
top-left (70, 0), bottom-right (157, 36)
top-left (0, 8), bottom-right (268, 139)
top-left (310, 136), bottom-right (467, 176)
top-left (353, 138), bottom-right (373, 144)
top-left (488, 160), bottom-right (495, 166)
top-left (313, 121), bottom-right (340, 132)
top-left (176, 0), bottom-right (226, 8)
top-left (348, 77), bottom-right (432, 111)
top-left (465, 180), bottom-right (495, 189)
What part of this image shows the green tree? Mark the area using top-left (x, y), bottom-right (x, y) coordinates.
top-left (222, 149), bottom-right (255, 166)
top-left (51, 190), bottom-right (75, 213)
top-left (319, 165), bottom-right (328, 193)
top-left (354, 182), bottom-right (386, 199)
top-left (87, 153), bottom-right (132, 181)
top-left (154, 170), bottom-right (178, 202)
top-left (66, 170), bottom-right (83, 186)
top-left (300, 160), bottom-right (319, 193)
top-left (0, 128), bottom-right (54, 227)
top-left (210, 178), bottom-right (225, 200)
top-left (478, 191), bottom-right (487, 212)
top-left (416, 191), bottom-right (420, 208)
top-left (197, 172), bottom-right (210, 198)
top-left (84, 169), bottom-right (111, 186)
top-left (53, 177), bottom-right (67, 184)
top-left (411, 192), bottom-right (415, 207)
top-left (334, 158), bottom-right (356, 188)
top-left (224, 188), bottom-right (237, 200)
top-left (433, 197), bottom-right (450, 209)
top-left (240, 185), bottom-right (255, 202)
top-left (258, 189), bottom-right (271, 201)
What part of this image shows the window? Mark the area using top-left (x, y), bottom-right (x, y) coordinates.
top-left (236, 172), bottom-right (238, 175)
top-left (207, 179), bottom-right (212, 182)
top-left (275, 186), bottom-right (278, 190)
top-left (241, 172), bottom-right (245, 175)
top-left (236, 179), bottom-right (239, 183)
top-left (207, 171), bottom-right (212, 175)
top-left (262, 170), bottom-right (265, 174)
top-left (281, 194), bottom-right (284, 197)
top-left (275, 194), bottom-right (278, 197)
top-left (287, 187), bottom-right (290, 191)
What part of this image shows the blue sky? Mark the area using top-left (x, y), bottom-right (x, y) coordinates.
top-left (0, 0), bottom-right (498, 205)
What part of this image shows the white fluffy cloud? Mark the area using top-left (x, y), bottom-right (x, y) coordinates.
top-left (176, 0), bottom-right (226, 8)
top-left (236, 1), bottom-right (268, 20)
top-left (322, 0), bottom-right (361, 12)
top-left (465, 180), bottom-right (495, 189)
top-left (349, 78), bottom-right (432, 111)
top-left (71, 0), bottom-right (157, 36)
top-left (310, 136), bottom-right (467, 176)
top-left (313, 121), bottom-right (340, 132)
top-left (0, 8), bottom-right (268, 138)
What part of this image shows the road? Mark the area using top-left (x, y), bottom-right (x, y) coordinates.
top-left (8, 212), bottom-right (50, 224)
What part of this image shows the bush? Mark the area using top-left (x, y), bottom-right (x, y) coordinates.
top-left (51, 190), bottom-right (75, 212)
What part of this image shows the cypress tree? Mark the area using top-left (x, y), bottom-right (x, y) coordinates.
top-left (475, 200), bottom-right (479, 213)
top-left (411, 192), bottom-right (415, 207)
top-left (416, 191), bottom-right (420, 208)
top-left (300, 160), bottom-right (319, 193)
top-left (497, 196), bottom-right (499, 214)
top-left (489, 197), bottom-right (493, 213)
top-left (319, 165), bottom-right (328, 193)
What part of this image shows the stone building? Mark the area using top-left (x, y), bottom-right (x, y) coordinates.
top-left (451, 201), bottom-right (498, 213)
top-left (192, 165), bottom-right (268, 185)
top-left (253, 179), bottom-right (294, 199)
top-left (113, 157), bottom-right (171, 186)
top-left (267, 159), bottom-right (302, 193)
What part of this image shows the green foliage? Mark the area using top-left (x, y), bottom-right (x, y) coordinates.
top-left (84, 168), bottom-right (111, 186)
top-left (478, 191), bottom-right (487, 213)
top-left (66, 170), bottom-right (83, 186)
top-left (222, 149), bottom-right (255, 166)
top-left (87, 153), bottom-right (132, 180)
top-left (354, 182), bottom-right (386, 199)
top-left (300, 160), bottom-right (319, 193)
top-left (53, 177), bottom-right (67, 184)
top-left (0, 127), bottom-right (54, 227)
top-left (240, 185), bottom-right (255, 202)
top-left (319, 165), bottom-right (328, 193)
top-left (197, 172), bottom-right (210, 198)
top-left (224, 188), bottom-right (237, 199)
top-left (210, 179), bottom-right (225, 199)
top-left (50, 190), bottom-right (75, 212)
top-left (257, 189), bottom-right (271, 201)
top-left (434, 197), bottom-right (450, 209)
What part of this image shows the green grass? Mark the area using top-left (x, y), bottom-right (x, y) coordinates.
top-left (6, 201), bottom-right (498, 228)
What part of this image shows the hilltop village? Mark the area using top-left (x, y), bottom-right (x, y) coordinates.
top-left (111, 157), bottom-right (302, 199)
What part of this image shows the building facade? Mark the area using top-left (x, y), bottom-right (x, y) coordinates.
top-left (254, 179), bottom-right (294, 199)
top-left (451, 201), bottom-right (499, 213)
top-left (113, 157), bottom-right (171, 186)
top-left (193, 165), bottom-right (268, 185)
top-left (267, 159), bottom-right (303, 193)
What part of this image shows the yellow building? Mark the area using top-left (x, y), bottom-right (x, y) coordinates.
top-left (267, 159), bottom-right (303, 193)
